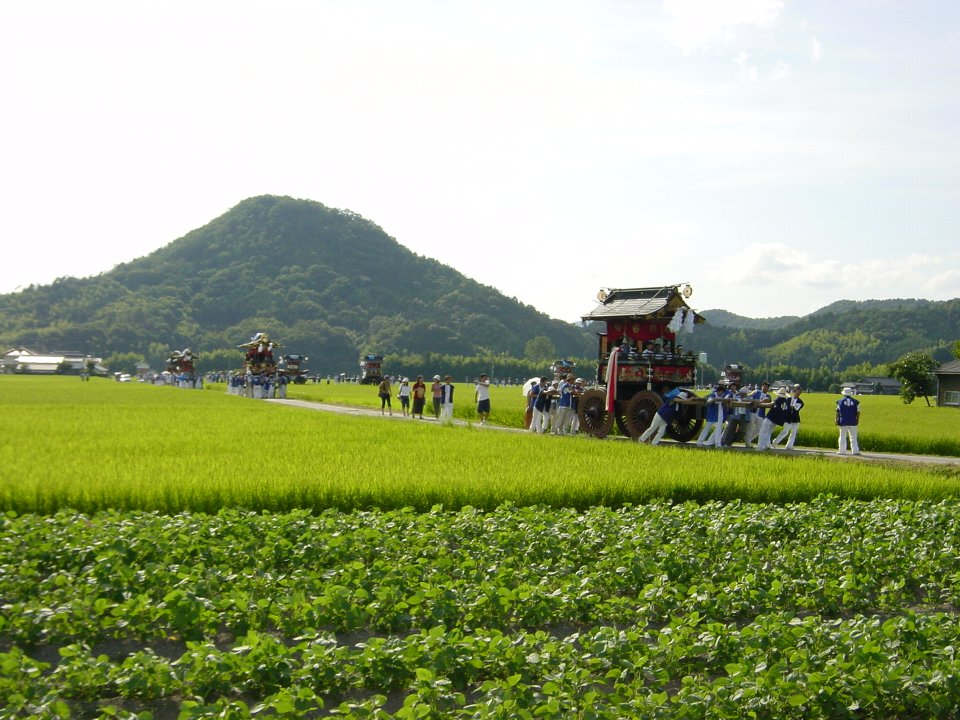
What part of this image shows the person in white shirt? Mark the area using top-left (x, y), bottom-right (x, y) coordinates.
top-left (440, 375), bottom-right (455, 422)
top-left (475, 373), bottom-right (491, 425)
top-left (397, 378), bottom-right (412, 417)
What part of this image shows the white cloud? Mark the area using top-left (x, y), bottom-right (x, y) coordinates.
top-left (662, 0), bottom-right (785, 54)
top-left (921, 268), bottom-right (960, 299)
top-left (690, 245), bottom-right (960, 316)
top-left (735, 51), bottom-right (759, 81)
top-left (722, 243), bottom-right (823, 284)
top-left (772, 60), bottom-right (793, 80)
top-left (810, 35), bottom-right (823, 63)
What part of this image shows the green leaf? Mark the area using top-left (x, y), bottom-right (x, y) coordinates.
top-left (650, 691), bottom-right (668, 706)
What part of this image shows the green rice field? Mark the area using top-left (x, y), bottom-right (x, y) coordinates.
top-left (2, 376), bottom-right (959, 514)
top-left (3, 375), bottom-right (960, 718)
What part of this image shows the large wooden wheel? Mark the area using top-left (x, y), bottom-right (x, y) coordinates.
top-left (624, 390), bottom-right (663, 439)
top-left (614, 405), bottom-right (629, 437)
top-left (577, 388), bottom-right (613, 438)
top-left (666, 400), bottom-right (704, 443)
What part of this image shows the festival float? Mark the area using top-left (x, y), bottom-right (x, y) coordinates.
top-left (166, 348), bottom-right (199, 388)
top-left (359, 355), bottom-right (384, 385)
top-left (234, 332), bottom-right (283, 398)
top-left (578, 285), bottom-right (705, 441)
top-left (550, 358), bottom-right (576, 380)
top-left (239, 332), bottom-right (281, 374)
top-left (280, 354), bottom-right (309, 384)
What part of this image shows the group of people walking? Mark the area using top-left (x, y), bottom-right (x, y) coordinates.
top-left (372, 371), bottom-right (863, 456)
top-left (526, 374), bottom-right (586, 436)
top-left (376, 374), bottom-right (492, 423)
top-left (641, 380), bottom-right (861, 455)
top-left (225, 370), bottom-right (288, 399)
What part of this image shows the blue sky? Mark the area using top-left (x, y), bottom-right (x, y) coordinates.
top-left (1, 0), bottom-right (957, 322)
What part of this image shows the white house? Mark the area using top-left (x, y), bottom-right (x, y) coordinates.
top-left (2, 347), bottom-right (106, 375)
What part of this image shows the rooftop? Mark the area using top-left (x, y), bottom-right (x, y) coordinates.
top-left (936, 359), bottom-right (960, 374)
top-left (581, 286), bottom-right (705, 323)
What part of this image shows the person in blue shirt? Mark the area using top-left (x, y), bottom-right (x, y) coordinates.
top-left (773, 384), bottom-right (805, 450)
top-left (836, 387), bottom-right (862, 455)
top-left (530, 376), bottom-right (552, 434)
top-left (744, 381), bottom-right (771, 448)
top-left (756, 387), bottom-right (790, 451)
top-left (639, 386), bottom-right (693, 445)
top-left (555, 374), bottom-right (576, 435)
top-left (721, 384), bottom-right (751, 446)
top-left (696, 382), bottom-right (729, 447)
top-left (526, 378), bottom-right (541, 430)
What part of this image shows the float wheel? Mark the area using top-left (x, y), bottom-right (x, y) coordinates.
top-left (624, 390), bottom-right (663, 439)
top-left (667, 399), bottom-right (704, 443)
top-left (577, 388), bottom-right (613, 438)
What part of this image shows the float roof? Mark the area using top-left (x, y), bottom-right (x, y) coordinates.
top-left (581, 286), bottom-right (704, 323)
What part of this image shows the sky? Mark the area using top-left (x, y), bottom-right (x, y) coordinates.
top-left (1, 0), bottom-right (958, 323)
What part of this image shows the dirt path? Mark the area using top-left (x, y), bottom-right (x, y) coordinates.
top-left (267, 398), bottom-right (960, 467)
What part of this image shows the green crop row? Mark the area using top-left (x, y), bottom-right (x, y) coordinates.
top-left (2, 377), bottom-right (960, 515)
top-left (2, 499), bottom-right (960, 718)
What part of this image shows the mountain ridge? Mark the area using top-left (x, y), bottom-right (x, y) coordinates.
top-left (0, 195), bottom-right (593, 371)
top-left (1, 195), bottom-right (957, 378)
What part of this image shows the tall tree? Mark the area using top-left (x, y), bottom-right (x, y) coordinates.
top-left (886, 352), bottom-right (939, 406)
top-left (524, 336), bottom-right (556, 362)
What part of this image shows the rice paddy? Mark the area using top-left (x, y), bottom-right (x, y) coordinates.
top-left (1, 376), bottom-right (958, 514)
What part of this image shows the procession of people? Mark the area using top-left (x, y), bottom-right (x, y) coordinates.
top-left (226, 361), bottom-right (862, 454)
top-left (639, 379), bottom-right (861, 455)
top-left (226, 332), bottom-right (862, 454)
top-left (526, 373), bottom-right (585, 436)
top-left (225, 369), bottom-right (289, 399)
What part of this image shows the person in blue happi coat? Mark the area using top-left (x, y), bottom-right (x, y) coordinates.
top-left (696, 382), bottom-right (730, 448)
top-left (836, 387), bottom-right (861, 455)
top-left (639, 386), bottom-right (694, 445)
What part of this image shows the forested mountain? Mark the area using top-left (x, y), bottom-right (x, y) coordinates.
top-left (697, 309), bottom-right (800, 330)
top-left (696, 299), bottom-right (960, 373)
top-left (0, 196), bottom-right (593, 372)
top-left (0, 194), bottom-right (957, 381)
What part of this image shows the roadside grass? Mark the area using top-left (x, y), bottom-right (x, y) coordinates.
top-left (2, 376), bottom-right (959, 514)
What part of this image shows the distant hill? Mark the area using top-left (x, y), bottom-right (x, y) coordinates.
top-left (699, 309), bottom-right (799, 330)
top-left (1, 195), bottom-right (957, 378)
top-left (0, 196), bottom-right (593, 372)
top-left (808, 298), bottom-right (932, 317)
top-left (695, 298), bottom-right (960, 372)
